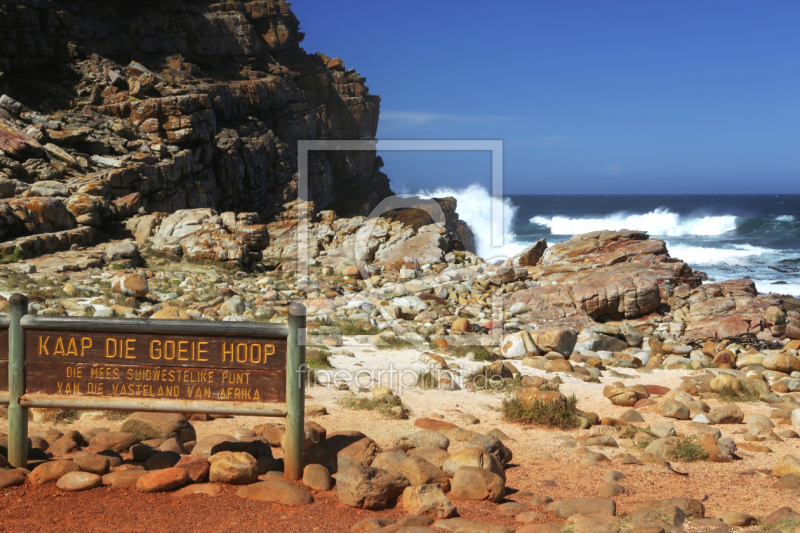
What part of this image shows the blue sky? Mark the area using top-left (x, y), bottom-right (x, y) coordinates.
top-left (293, 1), bottom-right (800, 194)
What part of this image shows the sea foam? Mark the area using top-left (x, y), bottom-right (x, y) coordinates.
top-left (531, 207), bottom-right (739, 237)
top-left (417, 184), bottom-right (528, 260)
top-left (665, 243), bottom-right (773, 266)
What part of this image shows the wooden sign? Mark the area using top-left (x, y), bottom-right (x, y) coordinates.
top-left (19, 316), bottom-right (292, 416)
top-left (5, 296), bottom-right (307, 482)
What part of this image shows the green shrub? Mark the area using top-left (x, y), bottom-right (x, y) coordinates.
top-left (668, 440), bottom-right (708, 462)
top-left (416, 371), bottom-right (438, 389)
top-left (771, 519), bottom-right (800, 533)
top-left (447, 345), bottom-right (494, 361)
top-left (332, 320), bottom-right (380, 336)
top-left (378, 336), bottom-right (414, 350)
top-left (307, 348), bottom-right (333, 369)
top-left (338, 395), bottom-right (406, 419)
top-left (51, 409), bottom-right (83, 425)
top-left (502, 394), bottom-right (581, 429)
top-left (717, 382), bottom-right (762, 403)
top-left (0, 248), bottom-right (24, 264)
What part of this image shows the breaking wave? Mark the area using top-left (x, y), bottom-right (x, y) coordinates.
top-left (665, 243), bottom-right (774, 266)
top-left (530, 207), bottom-right (739, 237)
top-left (417, 184), bottom-right (529, 260)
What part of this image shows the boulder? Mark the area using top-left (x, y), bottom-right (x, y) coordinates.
top-left (0, 470), bottom-right (26, 489)
top-left (29, 460), bottom-right (80, 485)
top-left (408, 447), bottom-right (450, 469)
top-left (466, 435), bottom-right (513, 465)
top-left (136, 467), bottom-right (190, 493)
top-left (528, 329), bottom-right (578, 356)
top-left (500, 331), bottom-right (538, 359)
top-left (47, 430), bottom-right (87, 455)
top-left (372, 449), bottom-right (409, 474)
top-left (144, 451), bottom-right (182, 470)
top-left (442, 448), bottom-right (505, 481)
top-left (120, 412), bottom-right (196, 442)
top-left (662, 400), bottom-right (690, 420)
top-left (175, 455), bottom-right (211, 483)
top-left (88, 432), bottom-right (140, 453)
top-left (209, 452), bottom-right (259, 485)
top-left (304, 434), bottom-right (380, 473)
top-left (395, 431), bottom-right (450, 451)
top-left (102, 470), bottom-right (148, 487)
top-left (401, 456), bottom-right (450, 491)
top-left (303, 464), bottom-right (333, 491)
top-left (336, 466), bottom-right (410, 510)
top-left (73, 451), bottom-right (110, 475)
top-left (450, 466), bottom-right (505, 503)
top-left (634, 498), bottom-right (705, 519)
top-left (545, 498), bottom-right (616, 519)
top-left (237, 480), bottom-right (314, 505)
top-left (56, 471), bottom-right (103, 492)
top-left (708, 405), bottom-right (744, 425)
top-left (402, 484), bottom-right (457, 518)
top-left (773, 454), bottom-right (800, 478)
top-left (191, 434), bottom-right (236, 458)
top-left (111, 273), bottom-right (149, 298)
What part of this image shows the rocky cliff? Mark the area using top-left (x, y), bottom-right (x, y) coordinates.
top-left (0, 0), bottom-right (402, 260)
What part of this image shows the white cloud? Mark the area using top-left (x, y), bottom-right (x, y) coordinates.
top-left (603, 163), bottom-right (622, 176)
top-left (381, 110), bottom-right (514, 126)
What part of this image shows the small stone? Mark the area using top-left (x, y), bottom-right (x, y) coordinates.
top-left (209, 451), bottom-right (258, 485)
top-left (0, 470), bottom-right (26, 489)
top-left (597, 482), bottom-right (627, 496)
top-left (708, 405), bottom-right (744, 425)
top-left (111, 273), bottom-right (149, 298)
top-left (717, 512), bottom-right (758, 527)
top-left (516, 512), bottom-right (546, 523)
top-left (174, 455), bottom-right (210, 483)
top-left (772, 474), bottom-right (800, 490)
top-left (303, 464), bottom-right (333, 491)
top-left (602, 471), bottom-right (626, 483)
top-left (773, 454), bottom-right (800, 478)
top-left (56, 471), bottom-right (103, 492)
top-left (171, 483), bottom-right (223, 498)
top-left (351, 518), bottom-right (397, 533)
top-left (73, 451), bottom-right (110, 475)
top-left (237, 480), bottom-right (314, 505)
top-left (29, 460), bottom-right (80, 485)
top-left (102, 470), bottom-right (148, 487)
top-left (530, 495), bottom-right (554, 506)
top-left (136, 467), bottom-right (190, 493)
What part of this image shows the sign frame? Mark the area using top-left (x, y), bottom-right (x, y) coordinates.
top-left (0, 317), bottom-right (8, 406)
top-left (4, 294), bottom-right (307, 481)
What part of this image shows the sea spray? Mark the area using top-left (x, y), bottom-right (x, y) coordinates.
top-left (664, 243), bottom-right (774, 266)
top-left (417, 184), bottom-right (529, 260)
top-left (530, 207), bottom-right (739, 237)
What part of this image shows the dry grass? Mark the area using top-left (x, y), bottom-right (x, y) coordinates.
top-left (717, 382), bottom-right (762, 403)
top-left (337, 395), bottom-right (407, 419)
top-left (668, 439), bottom-right (708, 462)
top-left (501, 394), bottom-right (582, 429)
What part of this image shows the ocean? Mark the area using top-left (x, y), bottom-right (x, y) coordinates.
top-left (418, 186), bottom-right (800, 298)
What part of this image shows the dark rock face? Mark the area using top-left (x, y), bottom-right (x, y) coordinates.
top-left (0, 0), bottom-right (392, 258)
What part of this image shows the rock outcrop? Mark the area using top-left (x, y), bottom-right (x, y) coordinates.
top-left (0, 0), bottom-right (392, 261)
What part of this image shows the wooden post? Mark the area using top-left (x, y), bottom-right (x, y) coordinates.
top-left (284, 302), bottom-right (306, 481)
top-left (7, 293), bottom-right (28, 468)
